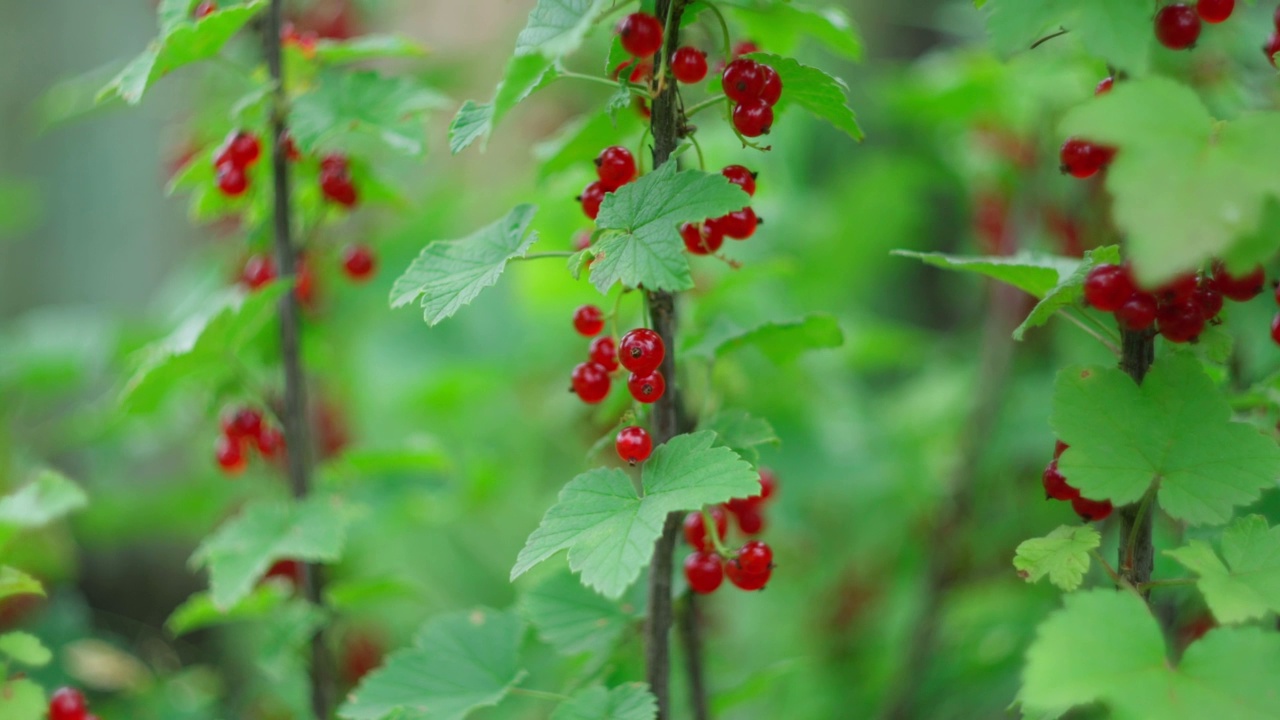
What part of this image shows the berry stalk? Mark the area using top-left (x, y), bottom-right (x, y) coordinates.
top-left (263, 2), bottom-right (334, 716)
top-left (1117, 328), bottom-right (1155, 595)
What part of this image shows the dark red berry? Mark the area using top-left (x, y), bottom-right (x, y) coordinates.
top-left (320, 153), bottom-right (348, 174)
top-left (1196, 0), bottom-right (1234, 23)
top-left (1059, 138), bottom-right (1110, 179)
top-left (1083, 264), bottom-right (1134, 311)
top-left (722, 59), bottom-right (765, 102)
top-left (228, 407), bottom-right (263, 439)
top-left (1072, 496), bottom-right (1114, 522)
top-left (736, 540), bottom-right (773, 575)
top-left (571, 362), bottom-right (612, 403)
top-left (1193, 281), bottom-right (1224, 319)
top-left (589, 336), bottom-right (618, 371)
top-left (758, 468), bottom-right (777, 501)
top-left (256, 425), bottom-right (284, 458)
top-left (266, 558), bottom-right (304, 587)
top-left (216, 434), bottom-right (246, 475)
top-left (595, 146), bottom-right (637, 191)
top-left (628, 60), bottom-right (654, 84)
top-left (1116, 293), bottom-right (1158, 331)
top-left (341, 244), bottom-right (376, 281)
top-left (720, 207), bottom-right (758, 239)
top-left (617, 12), bottom-right (664, 57)
top-left (1153, 273), bottom-right (1198, 305)
top-left (684, 551), bottom-right (724, 594)
top-left (242, 253), bottom-right (277, 290)
top-left (671, 47), bottom-right (709, 84)
top-left (579, 181), bottom-right (607, 220)
top-left (1271, 313), bottom-right (1280, 345)
top-left (732, 99), bottom-right (774, 137)
top-left (1155, 4), bottom-right (1201, 50)
top-left (227, 131), bottom-right (261, 166)
top-left (682, 222), bottom-right (722, 255)
top-left (194, 1), bottom-right (217, 18)
top-left (619, 328), bottom-right (665, 375)
top-left (733, 40), bottom-right (760, 57)
top-left (1213, 264), bottom-right (1265, 301)
top-left (1096, 76), bottom-right (1114, 95)
top-left (320, 173), bottom-right (357, 207)
top-left (725, 556), bottom-right (772, 590)
top-left (683, 507), bottom-right (728, 551)
top-left (1266, 33), bottom-right (1280, 67)
top-left (722, 165), bottom-right (757, 196)
top-left (627, 370), bottom-right (665, 403)
top-left (758, 65), bottom-right (782, 106)
top-left (573, 305), bottom-right (605, 337)
top-left (1157, 300), bottom-right (1205, 343)
top-left (1042, 460), bottom-right (1080, 501)
top-left (49, 688), bottom-right (88, 720)
top-left (216, 162), bottom-right (248, 196)
top-left (616, 426), bottom-right (653, 465)
top-left (735, 506), bottom-right (765, 535)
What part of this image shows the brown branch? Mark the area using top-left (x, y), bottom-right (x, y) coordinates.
top-left (1118, 328), bottom-right (1155, 596)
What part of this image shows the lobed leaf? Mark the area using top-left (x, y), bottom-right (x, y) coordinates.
top-left (747, 53), bottom-right (862, 140)
top-left (0, 632), bottom-right (52, 668)
top-left (550, 684), bottom-right (658, 720)
top-left (290, 70), bottom-right (447, 158)
top-left (1013, 525), bottom-right (1100, 592)
top-left (1167, 515), bottom-right (1280, 624)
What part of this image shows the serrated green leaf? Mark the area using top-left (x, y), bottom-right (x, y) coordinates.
top-left (290, 70), bottom-right (445, 157)
top-left (747, 53), bottom-right (862, 140)
top-left (0, 469), bottom-right (87, 534)
top-left (1167, 515), bottom-right (1280, 624)
top-left (551, 684), bottom-right (657, 720)
top-left (389, 204), bottom-right (539, 325)
top-left (534, 111), bottom-right (644, 182)
top-left (191, 496), bottom-right (350, 610)
top-left (0, 678), bottom-right (45, 720)
top-left (1015, 246), bottom-right (1121, 339)
top-left (519, 570), bottom-right (642, 660)
top-left (697, 410), bottom-right (779, 465)
top-left (985, 0), bottom-right (1150, 74)
top-left (1022, 590), bottom-right (1280, 718)
top-left (166, 581), bottom-right (293, 637)
top-left (1053, 355), bottom-right (1280, 526)
top-left (0, 567), bottom-right (44, 601)
top-left (1013, 525), bottom-right (1100, 592)
top-left (313, 35), bottom-right (428, 63)
top-left (1061, 78), bottom-right (1280, 285)
top-left (728, 4), bottom-right (862, 60)
top-left (516, 0), bottom-right (610, 57)
top-left (338, 608), bottom-right (525, 720)
top-left (512, 432), bottom-right (759, 598)
top-left (0, 632), bottom-right (52, 667)
top-left (449, 101), bottom-right (495, 155)
top-left (590, 163), bottom-right (749, 293)
top-left (893, 250), bottom-right (1078, 296)
top-left (685, 314), bottom-right (844, 364)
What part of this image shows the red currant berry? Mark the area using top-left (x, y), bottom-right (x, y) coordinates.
top-left (341, 244), bottom-right (377, 281)
top-left (1196, 0), bottom-right (1234, 23)
top-left (595, 146), bottom-right (637, 191)
top-left (242, 253), bottom-right (277, 290)
top-left (619, 328), bottom-right (665, 375)
top-left (627, 370), bottom-right (665, 403)
top-left (573, 305), bottom-right (606, 337)
top-left (1152, 273), bottom-right (1198, 305)
top-left (1271, 313), bottom-right (1280, 345)
top-left (1054, 440), bottom-right (1069, 459)
top-left (736, 540), bottom-right (773, 575)
top-left (758, 65), bottom-right (782, 106)
top-left (683, 507), bottom-right (728, 551)
top-left (1155, 4), bottom-right (1201, 49)
top-left (616, 425), bottom-right (653, 465)
top-left (578, 181), bottom-right (607, 220)
top-left (571, 361), bottom-right (612, 403)
top-left (1213, 264), bottom-right (1264, 301)
top-left (684, 551), bottom-right (724, 594)
top-left (50, 688), bottom-right (89, 720)
top-left (1266, 33), bottom-right (1280, 67)
top-left (216, 434), bottom-right (246, 475)
top-left (722, 59), bottom-right (765, 102)
top-left (671, 46), bottom-right (709, 84)
top-left (1192, 281), bottom-right (1224, 319)
top-left (629, 60), bottom-right (654, 84)
top-left (228, 131), bottom-right (261, 166)
top-left (617, 12), bottom-right (664, 57)
top-left (1083, 264), bottom-right (1135, 311)
top-left (732, 99), bottom-right (774, 137)
top-left (758, 468), bottom-right (777, 501)
top-left (194, 1), bottom-right (217, 18)
top-left (682, 222), bottom-right (721, 255)
top-left (722, 165), bottom-right (757, 196)
top-left (320, 169), bottom-right (358, 207)
top-left (320, 153), bottom-right (348, 174)
top-left (1072, 496), bottom-right (1114, 522)
top-left (1096, 76), bottom-right (1114, 95)
top-left (216, 162), bottom-right (248, 196)
top-left (1116, 293), bottom-right (1158, 331)
top-left (1157, 300), bottom-right (1205, 343)
top-left (256, 425), bottom-right (284, 458)
top-left (1042, 460), bottom-right (1080, 501)
top-left (733, 40), bottom-right (760, 57)
top-left (1059, 138), bottom-right (1110, 179)
top-left (266, 558), bottom-right (305, 587)
top-left (589, 336), bottom-right (619, 371)
top-left (720, 207), bottom-right (758, 239)
top-left (283, 133), bottom-right (302, 161)
top-left (229, 407), bottom-right (263, 439)
top-left (725, 556), bottom-right (772, 591)
top-left (735, 506), bottom-right (765, 535)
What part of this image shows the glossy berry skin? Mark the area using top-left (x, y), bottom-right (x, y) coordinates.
top-left (1072, 496), bottom-right (1114, 522)
top-left (216, 162), bottom-right (248, 196)
top-left (1059, 138), bottom-right (1109, 179)
top-left (627, 370), bottom-right (665, 403)
top-left (736, 540), bottom-right (773, 575)
top-left (1157, 300), bottom-right (1205, 343)
top-left (722, 59), bottom-right (765, 102)
top-left (216, 434), bottom-right (246, 475)
top-left (1096, 76), bottom-right (1114, 95)
top-left (735, 506), bottom-right (765, 535)
top-left (684, 551), bottom-right (724, 594)
top-left (671, 47), bottom-right (709, 84)
top-left (195, 1), bottom-right (217, 18)
top-left (341, 244), bottom-right (376, 281)
top-left (615, 426), bottom-right (653, 465)
top-left (225, 131), bottom-right (261, 167)
top-left (589, 336), bottom-right (619, 371)
top-left (1042, 461), bottom-right (1080, 501)
top-left (725, 557), bottom-right (772, 590)
top-left (683, 507), bottom-right (728, 551)
top-left (1116, 293), bottom-right (1158, 331)
top-left (1083, 264), bottom-right (1134, 311)
top-left (720, 207), bottom-right (758, 239)
top-left (733, 100), bottom-right (774, 137)
top-left (1193, 283), bottom-right (1224, 319)
top-left (595, 146), bottom-right (637, 191)
top-left (1196, 0), bottom-right (1234, 23)
top-left (572, 305), bottom-right (605, 337)
top-left (758, 65), bottom-right (782, 106)
top-left (617, 12), bottom-right (664, 57)
top-left (1213, 264), bottom-right (1265, 301)
top-left (49, 688), bottom-right (88, 720)
top-left (619, 328), bottom-right (665, 375)
top-left (571, 362), bottom-right (612, 403)
top-left (682, 222), bottom-right (722, 255)
top-left (1155, 4), bottom-right (1201, 49)
top-left (722, 165), bottom-right (757, 196)
top-left (578, 181), bottom-right (607, 220)
top-left (242, 253), bottom-right (277, 289)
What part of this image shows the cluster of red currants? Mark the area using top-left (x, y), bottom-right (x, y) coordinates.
top-left (48, 687), bottom-right (100, 720)
top-left (681, 165), bottom-right (760, 255)
top-left (214, 405), bottom-right (284, 476)
top-left (569, 305), bottom-right (667, 406)
top-left (1084, 261), bottom-right (1264, 342)
top-left (1042, 441), bottom-right (1113, 522)
top-left (721, 57), bottom-right (783, 138)
top-left (1058, 76), bottom-right (1118, 180)
top-left (682, 469), bottom-right (779, 593)
top-left (319, 153), bottom-right (358, 208)
top-left (213, 130), bottom-right (262, 197)
top-left (1154, 0), bottom-right (1235, 51)
top-left (579, 146), bottom-right (638, 220)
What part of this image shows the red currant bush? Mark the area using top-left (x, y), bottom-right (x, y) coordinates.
top-left (615, 425), bottom-right (653, 465)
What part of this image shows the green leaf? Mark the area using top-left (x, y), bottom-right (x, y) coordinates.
top-left (1053, 355), bottom-right (1280, 526)
top-left (893, 250), bottom-right (1079, 296)
top-left (191, 496), bottom-right (350, 610)
top-left (99, 0), bottom-right (268, 105)
top-left (1061, 78), bottom-right (1280, 285)
top-left (338, 608), bottom-right (525, 720)
top-left (1015, 246), bottom-right (1122, 340)
top-left (512, 432), bottom-right (759, 598)
top-left (1022, 589), bottom-right (1280, 719)
top-left (1013, 525), bottom-right (1100, 592)
top-left (166, 582), bottom-right (293, 637)
top-left (0, 567), bottom-right (44, 601)
top-left (290, 70), bottom-right (445, 158)
top-left (0, 678), bottom-right (45, 720)
top-left (1167, 515), bottom-right (1280, 624)
top-left (0, 469), bottom-right (87, 536)
top-left (728, 4), bottom-right (862, 60)
top-left (515, 0), bottom-right (610, 57)
top-left (985, 0), bottom-right (1150, 74)
top-left (519, 570), bottom-right (642, 659)
top-left (747, 53), bottom-right (862, 141)
top-left (534, 110), bottom-right (643, 182)
top-left (685, 314), bottom-right (844, 364)
top-left (0, 632), bottom-right (52, 667)
top-left (590, 163), bottom-right (749, 293)
top-left (389, 204), bottom-right (539, 325)
top-left (449, 101), bottom-right (495, 155)
top-left (551, 684), bottom-right (658, 720)
top-left (313, 35), bottom-right (428, 63)
top-left (697, 411), bottom-right (779, 466)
